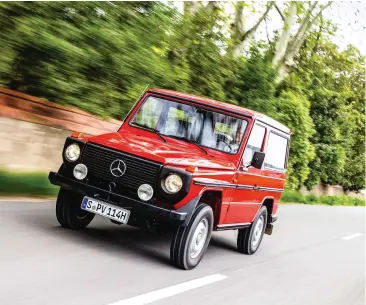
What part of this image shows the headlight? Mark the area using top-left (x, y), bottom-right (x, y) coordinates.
top-left (73, 163), bottom-right (88, 180)
top-left (65, 143), bottom-right (80, 162)
top-left (164, 174), bottom-right (183, 194)
top-left (138, 184), bottom-right (154, 201)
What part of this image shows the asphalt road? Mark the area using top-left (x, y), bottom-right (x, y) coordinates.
top-left (0, 200), bottom-right (364, 305)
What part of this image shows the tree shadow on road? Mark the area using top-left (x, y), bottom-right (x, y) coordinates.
top-left (76, 226), bottom-right (174, 267)
top-left (11, 206), bottom-right (242, 268)
top-left (210, 234), bottom-right (238, 252)
top-left (13, 210), bottom-right (175, 268)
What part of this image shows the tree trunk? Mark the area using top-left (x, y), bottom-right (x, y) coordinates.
top-left (273, 2), bottom-right (332, 83)
top-left (184, 1), bottom-right (201, 15)
top-left (231, 1), bottom-right (245, 42)
top-left (272, 2), bottom-right (297, 67)
top-left (232, 2), bottom-right (274, 57)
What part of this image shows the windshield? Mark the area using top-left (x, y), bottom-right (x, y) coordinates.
top-left (130, 96), bottom-right (248, 154)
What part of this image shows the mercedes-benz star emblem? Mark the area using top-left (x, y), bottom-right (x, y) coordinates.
top-left (110, 159), bottom-right (126, 177)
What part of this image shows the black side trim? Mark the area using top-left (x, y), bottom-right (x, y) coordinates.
top-left (237, 184), bottom-right (254, 190)
top-left (193, 180), bottom-right (284, 192)
top-left (258, 187), bottom-right (284, 193)
top-left (216, 223), bottom-right (251, 231)
top-left (193, 181), bottom-right (237, 188)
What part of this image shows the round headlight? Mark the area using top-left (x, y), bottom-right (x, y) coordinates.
top-left (73, 163), bottom-right (88, 180)
top-left (138, 184), bottom-right (154, 201)
top-left (164, 174), bottom-right (183, 194)
top-left (65, 144), bottom-right (80, 162)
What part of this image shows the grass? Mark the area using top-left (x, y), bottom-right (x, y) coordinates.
top-left (281, 190), bottom-right (365, 206)
top-left (0, 169), bottom-right (59, 197)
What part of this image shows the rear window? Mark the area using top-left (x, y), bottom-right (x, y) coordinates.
top-left (264, 132), bottom-right (288, 171)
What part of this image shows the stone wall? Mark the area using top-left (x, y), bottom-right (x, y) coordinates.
top-left (0, 86), bottom-right (122, 172)
top-left (0, 116), bottom-right (70, 172)
top-left (300, 184), bottom-right (365, 200)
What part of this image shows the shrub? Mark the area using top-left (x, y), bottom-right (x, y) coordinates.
top-left (349, 197), bottom-right (365, 206)
top-left (305, 194), bottom-right (319, 204)
top-left (281, 190), bottom-right (306, 203)
top-left (281, 190), bottom-right (365, 206)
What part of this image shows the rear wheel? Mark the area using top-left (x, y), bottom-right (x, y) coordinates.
top-left (56, 188), bottom-right (95, 230)
top-left (237, 206), bottom-right (267, 254)
top-left (170, 203), bottom-right (213, 270)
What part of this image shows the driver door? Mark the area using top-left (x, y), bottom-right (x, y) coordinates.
top-left (224, 123), bottom-right (266, 224)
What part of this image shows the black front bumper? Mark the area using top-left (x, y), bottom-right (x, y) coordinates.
top-left (49, 172), bottom-right (197, 227)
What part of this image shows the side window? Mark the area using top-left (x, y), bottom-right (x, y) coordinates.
top-left (264, 132), bottom-right (288, 171)
top-left (243, 124), bottom-right (266, 164)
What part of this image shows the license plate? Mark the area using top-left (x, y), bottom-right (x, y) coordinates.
top-left (81, 197), bottom-right (130, 224)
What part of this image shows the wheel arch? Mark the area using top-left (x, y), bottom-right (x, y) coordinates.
top-left (261, 196), bottom-right (274, 222)
top-left (178, 187), bottom-right (223, 227)
top-left (198, 189), bottom-right (223, 228)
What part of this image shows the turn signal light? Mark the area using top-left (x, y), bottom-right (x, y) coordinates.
top-left (71, 131), bottom-right (83, 139)
top-left (185, 166), bottom-right (197, 173)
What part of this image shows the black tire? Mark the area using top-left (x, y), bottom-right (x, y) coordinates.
top-left (170, 203), bottom-right (213, 270)
top-left (56, 188), bottom-right (95, 230)
top-left (237, 206), bottom-right (268, 255)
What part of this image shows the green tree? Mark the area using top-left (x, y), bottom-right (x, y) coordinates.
top-left (0, 2), bottom-right (188, 118)
top-left (289, 23), bottom-right (365, 191)
top-left (167, 4), bottom-right (230, 101)
top-left (225, 49), bottom-right (315, 190)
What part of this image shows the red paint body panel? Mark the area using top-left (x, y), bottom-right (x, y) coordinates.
top-left (75, 89), bottom-right (290, 228)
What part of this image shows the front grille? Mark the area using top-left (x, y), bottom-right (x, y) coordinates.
top-left (81, 143), bottom-right (162, 194)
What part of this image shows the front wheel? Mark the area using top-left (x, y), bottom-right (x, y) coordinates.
top-left (56, 188), bottom-right (95, 230)
top-left (170, 203), bottom-right (213, 270)
top-left (237, 206), bottom-right (268, 254)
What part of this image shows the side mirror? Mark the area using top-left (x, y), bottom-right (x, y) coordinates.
top-left (250, 151), bottom-right (265, 169)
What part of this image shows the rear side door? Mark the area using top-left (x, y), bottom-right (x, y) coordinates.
top-left (224, 123), bottom-right (267, 224)
top-left (256, 130), bottom-right (290, 213)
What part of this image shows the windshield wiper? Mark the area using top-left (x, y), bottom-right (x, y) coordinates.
top-left (167, 135), bottom-right (208, 154)
top-left (133, 123), bottom-right (167, 143)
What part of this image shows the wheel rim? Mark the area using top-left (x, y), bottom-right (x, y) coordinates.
top-left (189, 218), bottom-right (209, 259)
top-left (251, 215), bottom-right (264, 249)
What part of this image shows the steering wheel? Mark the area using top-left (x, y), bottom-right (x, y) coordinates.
top-left (216, 133), bottom-right (233, 152)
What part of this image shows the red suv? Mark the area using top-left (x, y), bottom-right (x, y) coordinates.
top-left (49, 89), bottom-right (291, 269)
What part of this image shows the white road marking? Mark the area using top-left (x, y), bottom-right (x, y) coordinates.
top-left (342, 233), bottom-right (363, 240)
top-left (107, 273), bottom-right (227, 305)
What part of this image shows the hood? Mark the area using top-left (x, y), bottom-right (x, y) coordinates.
top-left (86, 131), bottom-right (236, 170)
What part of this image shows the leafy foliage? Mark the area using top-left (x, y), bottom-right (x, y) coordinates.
top-left (0, 2), bottom-right (364, 191)
top-left (0, 2), bottom-right (186, 118)
top-left (291, 28), bottom-right (365, 191)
